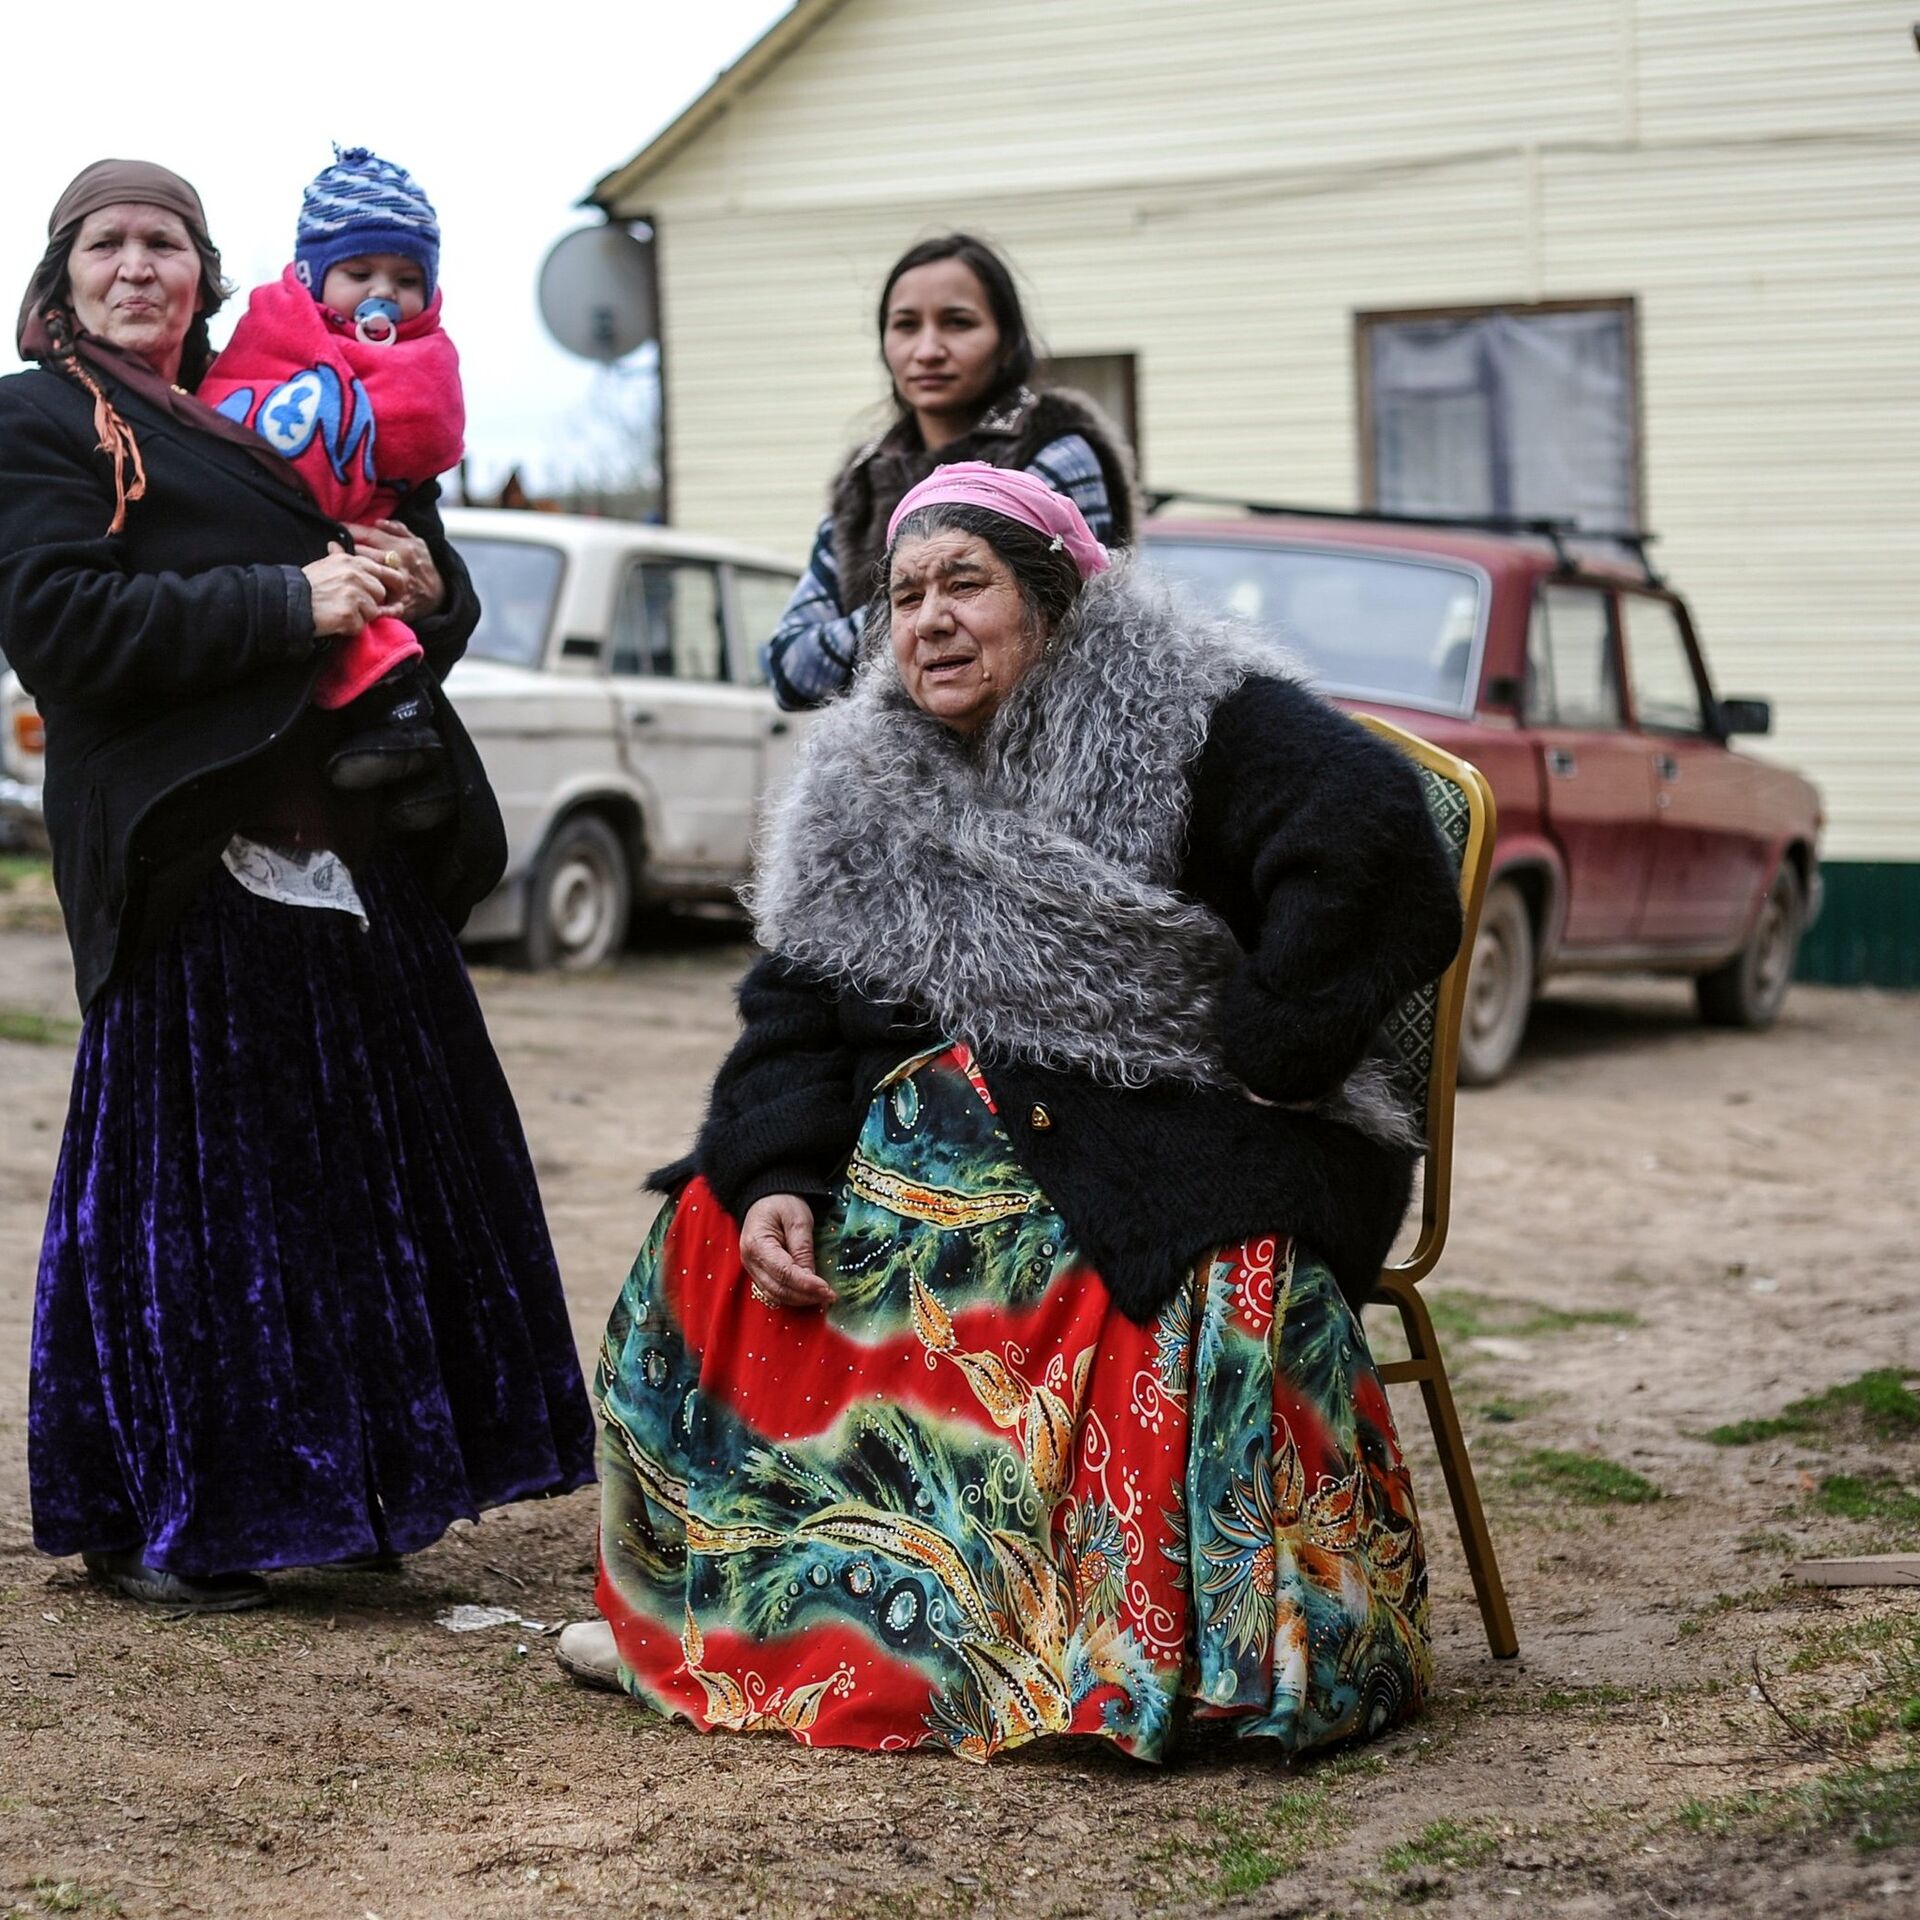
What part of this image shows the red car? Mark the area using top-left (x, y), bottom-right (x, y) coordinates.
top-left (1144, 507), bottom-right (1823, 1084)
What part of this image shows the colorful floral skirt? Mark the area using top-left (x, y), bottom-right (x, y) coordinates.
top-left (595, 1044), bottom-right (1429, 1763)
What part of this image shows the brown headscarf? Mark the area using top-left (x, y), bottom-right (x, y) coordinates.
top-left (17, 158), bottom-right (305, 532)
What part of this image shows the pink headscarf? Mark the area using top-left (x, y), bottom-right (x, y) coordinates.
top-left (886, 461), bottom-right (1112, 580)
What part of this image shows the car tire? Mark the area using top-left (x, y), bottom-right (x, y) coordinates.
top-left (1695, 861), bottom-right (1802, 1030)
top-left (1457, 879), bottom-right (1535, 1088)
top-left (509, 812), bottom-right (632, 973)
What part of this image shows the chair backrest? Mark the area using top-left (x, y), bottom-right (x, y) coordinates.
top-left (1351, 713), bottom-right (1498, 1285)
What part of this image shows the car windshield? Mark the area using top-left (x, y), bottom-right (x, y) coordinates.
top-left (1145, 538), bottom-right (1486, 712)
top-left (454, 538), bottom-right (566, 669)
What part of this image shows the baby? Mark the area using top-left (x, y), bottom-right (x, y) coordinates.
top-left (199, 146), bottom-right (463, 825)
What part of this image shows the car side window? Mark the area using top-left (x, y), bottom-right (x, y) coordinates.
top-left (1526, 586), bottom-right (1622, 728)
top-left (1621, 594), bottom-right (1708, 734)
top-left (609, 561), bottom-right (726, 680)
top-left (729, 568), bottom-right (801, 688)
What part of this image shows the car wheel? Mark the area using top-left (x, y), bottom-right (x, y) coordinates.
top-left (509, 813), bottom-right (632, 972)
top-left (1695, 862), bottom-right (1802, 1030)
top-left (1457, 880), bottom-right (1535, 1088)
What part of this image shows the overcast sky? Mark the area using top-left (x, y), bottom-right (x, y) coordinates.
top-left (2, 0), bottom-right (791, 496)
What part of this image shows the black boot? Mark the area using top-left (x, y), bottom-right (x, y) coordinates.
top-left (83, 1549), bottom-right (269, 1614)
top-left (327, 663), bottom-right (445, 791)
top-left (382, 763), bottom-right (459, 835)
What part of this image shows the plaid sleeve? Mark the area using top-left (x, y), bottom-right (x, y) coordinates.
top-left (761, 513), bottom-right (865, 711)
top-left (1024, 432), bottom-right (1117, 544)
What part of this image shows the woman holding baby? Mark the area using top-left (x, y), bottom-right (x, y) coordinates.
top-left (0, 157), bottom-right (594, 1613)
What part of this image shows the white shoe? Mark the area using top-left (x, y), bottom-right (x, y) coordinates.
top-left (555, 1618), bottom-right (622, 1692)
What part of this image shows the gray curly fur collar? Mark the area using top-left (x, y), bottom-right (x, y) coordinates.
top-left (751, 562), bottom-right (1420, 1145)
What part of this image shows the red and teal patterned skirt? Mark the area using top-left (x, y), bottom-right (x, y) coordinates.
top-left (595, 1044), bottom-right (1430, 1763)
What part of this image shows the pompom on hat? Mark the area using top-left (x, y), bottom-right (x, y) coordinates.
top-left (294, 145), bottom-right (440, 300)
top-left (887, 461), bottom-right (1112, 580)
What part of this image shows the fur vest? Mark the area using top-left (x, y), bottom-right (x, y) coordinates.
top-left (826, 385), bottom-right (1137, 616)
top-left (750, 562), bottom-right (1421, 1149)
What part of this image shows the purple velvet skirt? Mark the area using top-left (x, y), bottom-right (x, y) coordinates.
top-left (29, 858), bottom-right (597, 1576)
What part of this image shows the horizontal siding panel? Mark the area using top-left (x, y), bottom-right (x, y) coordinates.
top-left (640, 3), bottom-right (1918, 860)
top-left (1636, 0), bottom-right (1916, 141)
top-left (619, 1), bottom-right (1914, 219)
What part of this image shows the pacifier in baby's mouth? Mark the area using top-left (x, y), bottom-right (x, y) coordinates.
top-left (354, 297), bottom-right (403, 346)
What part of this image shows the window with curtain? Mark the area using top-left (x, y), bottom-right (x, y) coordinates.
top-left (1360, 303), bottom-right (1639, 534)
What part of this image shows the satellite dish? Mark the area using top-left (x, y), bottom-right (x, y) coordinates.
top-left (538, 223), bottom-right (656, 363)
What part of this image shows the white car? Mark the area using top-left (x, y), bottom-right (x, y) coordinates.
top-left (442, 508), bottom-right (803, 968)
top-left (0, 512), bottom-right (807, 968)
top-left (0, 654), bottom-right (47, 853)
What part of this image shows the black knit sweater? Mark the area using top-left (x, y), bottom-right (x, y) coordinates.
top-left (0, 364), bottom-right (502, 1009)
top-left (656, 674), bottom-right (1463, 1322)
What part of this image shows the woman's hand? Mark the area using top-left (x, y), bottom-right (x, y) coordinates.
top-left (738, 1195), bottom-right (836, 1310)
top-left (346, 518), bottom-right (445, 624)
top-left (303, 543), bottom-right (406, 637)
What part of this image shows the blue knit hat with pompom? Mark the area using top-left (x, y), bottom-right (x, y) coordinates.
top-left (294, 145), bottom-right (440, 300)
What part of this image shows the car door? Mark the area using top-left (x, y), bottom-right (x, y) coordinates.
top-left (607, 556), bottom-right (764, 877)
top-left (1524, 583), bottom-right (1656, 949)
top-left (726, 562), bottom-right (806, 805)
top-left (444, 532), bottom-right (612, 894)
top-left (1619, 590), bottom-right (1766, 948)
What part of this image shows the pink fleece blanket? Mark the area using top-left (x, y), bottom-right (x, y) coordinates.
top-left (200, 266), bottom-right (465, 707)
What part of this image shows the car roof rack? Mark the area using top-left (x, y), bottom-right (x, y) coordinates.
top-left (1140, 490), bottom-right (1663, 585)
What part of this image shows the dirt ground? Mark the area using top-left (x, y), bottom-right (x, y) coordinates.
top-left (2, 871), bottom-right (1917, 1919)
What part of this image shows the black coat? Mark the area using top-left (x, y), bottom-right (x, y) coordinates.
top-left (658, 675), bottom-right (1465, 1321)
top-left (0, 365), bottom-right (505, 1009)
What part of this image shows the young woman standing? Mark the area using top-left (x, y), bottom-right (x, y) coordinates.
top-left (762, 233), bottom-right (1136, 709)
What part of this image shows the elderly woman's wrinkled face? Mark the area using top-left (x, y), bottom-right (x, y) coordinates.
top-left (889, 531), bottom-right (1045, 735)
top-left (66, 203), bottom-right (201, 376)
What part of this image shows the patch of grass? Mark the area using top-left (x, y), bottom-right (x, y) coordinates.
top-left (1537, 1683), bottom-right (1639, 1710)
top-left (0, 1007), bottom-right (78, 1046)
top-left (1669, 1768), bottom-right (1920, 1852)
top-left (27, 1882), bottom-right (122, 1917)
top-left (1306, 1745), bottom-right (1389, 1783)
top-left (1515, 1304), bottom-right (1641, 1335)
top-left (1175, 1787), bottom-right (1339, 1899)
top-left (1707, 1370), bottom-right (1920, 1447)
top-left (1209, 1825), bottom-right (1290, 1898)
top-left (1785, 1613), bottom-right (1918, 1676)
top-left (1812, 1474), bottom-right (1920, 1537)
top-left (1477, 1395), bottom-right (1537, 1425)
top-left (0, 854), bottom-right (52, 890)
top-left (1776, 1611), bottom-right (1920, 1756)
top-left (1817, 1762), bottom-right (1920, 1853)
top-left (1708, 1415), bottom-right (1808, 1446)
top-left (1425, 1291), bottom-right (1640, 1346)
top-left (1509, 1448), bottom-right (1662, 1506)
top-left (1381, 1818), bottom-right (1501, 1875)
top-left (1677, 1582), bottom-right (1788, 1637)
top-left (1673, 1789), bottom-right (1793, 1838)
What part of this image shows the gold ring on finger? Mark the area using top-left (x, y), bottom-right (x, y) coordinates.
top-left (748, 1282), bottom-right (775, 1306)
top-left (384, 550), bottom-right (401, 569)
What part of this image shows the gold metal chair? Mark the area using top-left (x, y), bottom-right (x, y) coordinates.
top-left (1354, 712), bottom-right (1518, 1660)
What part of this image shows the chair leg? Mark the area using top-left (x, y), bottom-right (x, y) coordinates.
top-left (1394, 1283), bottom-right (1520, 1660)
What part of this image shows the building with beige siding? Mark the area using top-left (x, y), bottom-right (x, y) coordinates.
top-left (589, 0), bottom-right (1920, 982)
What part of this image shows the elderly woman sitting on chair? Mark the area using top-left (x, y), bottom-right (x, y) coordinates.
top-left (561, 465), bottom-right (1464, 1763)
